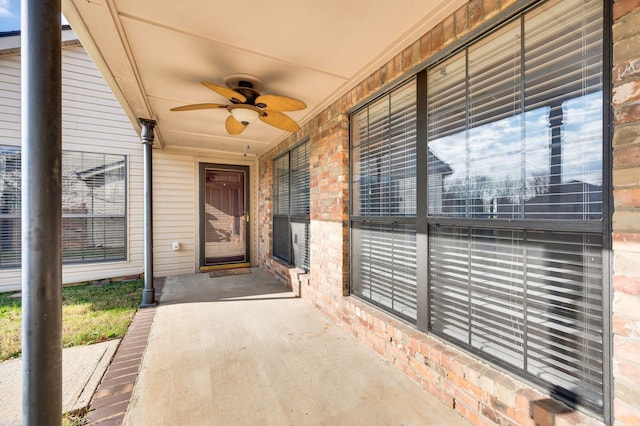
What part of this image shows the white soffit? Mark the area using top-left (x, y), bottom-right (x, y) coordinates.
top-left (63, 0), bottom-right (466, 156)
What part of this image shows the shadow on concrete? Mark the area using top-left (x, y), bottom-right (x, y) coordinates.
top-left (156, 268), bottom-right (296, 306)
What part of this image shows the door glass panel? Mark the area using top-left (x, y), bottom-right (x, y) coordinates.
top-left (203, 168), bottom-right (246, 265)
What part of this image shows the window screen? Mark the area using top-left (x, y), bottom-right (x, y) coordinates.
top-left (0, 147), bottom-right (127, 268)
top-left (273, 141), bottom-right (310, 270)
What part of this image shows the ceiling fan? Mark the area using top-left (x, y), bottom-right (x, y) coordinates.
top-left (170, 74), bottom-right (306, 135)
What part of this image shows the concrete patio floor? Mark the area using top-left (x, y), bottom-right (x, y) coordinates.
top-left (124, 268), bottom-right (467, 425)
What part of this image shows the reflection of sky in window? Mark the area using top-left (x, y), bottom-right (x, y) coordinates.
top-left (563, 92), bottom-right (603, 185)
top-left (429, 91), bottom-right (602, 196)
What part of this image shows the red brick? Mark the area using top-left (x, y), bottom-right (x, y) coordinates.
top-left (431, 23), bottom-right (444, 53)
top-left (614, 144), bottom-right (640, 168)
top-left (614, 292), bottom-right (640, 321)
top-left (102, 365), bottom-right (139, 381)
top-left (455, 401), bottom-right (481, 425)
top-left (613, 274), bottom-right (640, 296)
top-left (614, 0), bottom-right (640, 20)
top-left (614, 334), bottom-right (640, 362)
top-left (443, 14), bottom-right (455, 45)
top-left (531, 398), bottom-right (570, 426)
top-left (420, 32), bottom-right (431, 60)
top-left (613, 58), bottom-right (640, 83)
top-left (613, 123), bottom-right (640, 147)
top-left (615, 188), bottom-right (640, 209)
top-left (483, 0), bottom-right (500, 18)
top-left (93, 382), bottom-right (134, 399)
top-left (614, 397), bottom-right (640, 425)
top-left (455, 5), bottom-right (468, 36)
top-left (615, 103), bottom-right (640, 126)
top-left (90, 390), bottom-right (132, 410)
top-left (613, 80), bottom-right (640, 105)
top-left (613, 357), bottom-right (640, 403)
top-left (613, 210), bottom-right (640, 233)
top-left (554, 410), bottom-right (602, 426)
top-left (615, 34), bottom-right (640, 68)
top-left (514, 388), bottom-right (542, 424)
top-left (408, 336), bottom-right (420, 355)
top-left (613, 314), bottom-right (640, 339)
top-left (480, 403), bottom-right (502, 424)
top-left (448, 370), bottom-right (485, 401)
top-left (379, 62), bottom-right (389, 85)
top-left (468, 0), bottom-right (484, 28)
top-left (393, 52), bottom-right (403, 77)
top-left (85, 400), bottom-right (129, 423)
top-left (403, 45), bottom-right (413, 70)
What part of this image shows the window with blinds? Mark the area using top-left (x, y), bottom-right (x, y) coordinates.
top-left (273, 140), bottom-right (310, 270)
top-left (426, 0), bottom-right (606, 415)
top-left (428, 0), bottom-right (603, 220)
top-left (351, 79), bottom-right (418, 322)
top-left (0, 147), bottom-right (127, 267)
top-left (349, 0), bottom-right (608, 418)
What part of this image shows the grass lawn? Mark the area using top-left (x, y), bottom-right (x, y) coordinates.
top-left (0, 279), bottom-right (144, 362)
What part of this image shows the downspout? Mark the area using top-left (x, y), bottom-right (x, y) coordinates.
top-left (139, 118), bottom-right (157, 307)
top-left (21, 0), bottom-right (62, 424)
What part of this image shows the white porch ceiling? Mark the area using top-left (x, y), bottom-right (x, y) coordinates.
top-left (62, 0), bottom-right (464, 157)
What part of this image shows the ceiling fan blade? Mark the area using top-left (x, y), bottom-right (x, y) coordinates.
top-left (255, 94), bottom-right (306, 111)
top-left (202, 82), bottom-right (246, 103)
top-left (259, 111), bottom-right (300, 132)
top-left (225, 115), bottom-right (247, 135)
top-left (170, 103), bottom-right (227, 111)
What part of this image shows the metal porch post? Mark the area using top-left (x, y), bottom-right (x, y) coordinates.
top-left (21, 0), bottom-right (62, 424)
top-left (139, 119), bottom-right (157, 307)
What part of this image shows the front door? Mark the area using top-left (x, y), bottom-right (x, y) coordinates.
top-left (199, 164), bottom-right (249, 268)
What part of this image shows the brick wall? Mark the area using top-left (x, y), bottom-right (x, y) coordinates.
top-left (258, 0), bottom-right (640, 424)
top-left (612, 1), bottom-right (640, 425)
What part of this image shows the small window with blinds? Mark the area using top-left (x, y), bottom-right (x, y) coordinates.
top-left (351, 79), bottom-right (418, 322)
top-left (0, 147), bottom-right (127, 268)
top-left (426, 0), bottom-right (606, 417)
top-left (272, 140), bottom-right (310, 270)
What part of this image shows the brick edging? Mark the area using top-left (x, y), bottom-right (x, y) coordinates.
top-left (84, 306), bottom-right (157, 425)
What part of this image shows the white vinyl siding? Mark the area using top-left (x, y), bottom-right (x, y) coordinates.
top-left (0, 43), bottom-right (143, 292)
top-left (152, 152), bottom-right (197, 277)
top-left (152, 150), bottom-right (259, 277)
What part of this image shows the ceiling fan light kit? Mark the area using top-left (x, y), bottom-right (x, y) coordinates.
top-left (171, 74), bottom-right (306, 135)
top-left (229, 105), bottom-right (260, 125)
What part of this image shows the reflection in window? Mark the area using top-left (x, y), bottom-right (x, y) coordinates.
top-left (0, 147), bottom-right (127, 267)
top-left (427, 0), bottom-right (603, 221)
top-left (426, 0), bottom-right (605, 415)
top-left (352, 81), bottom-right (416, 217)
top-left (351, 79), bottom-right (418, 322)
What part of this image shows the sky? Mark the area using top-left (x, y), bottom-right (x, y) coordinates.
top-left (0, 0), bottom-right (68, 32)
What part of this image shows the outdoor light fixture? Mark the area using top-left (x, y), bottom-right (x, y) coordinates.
top-left (229, 106), bottom-right (260, 125)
